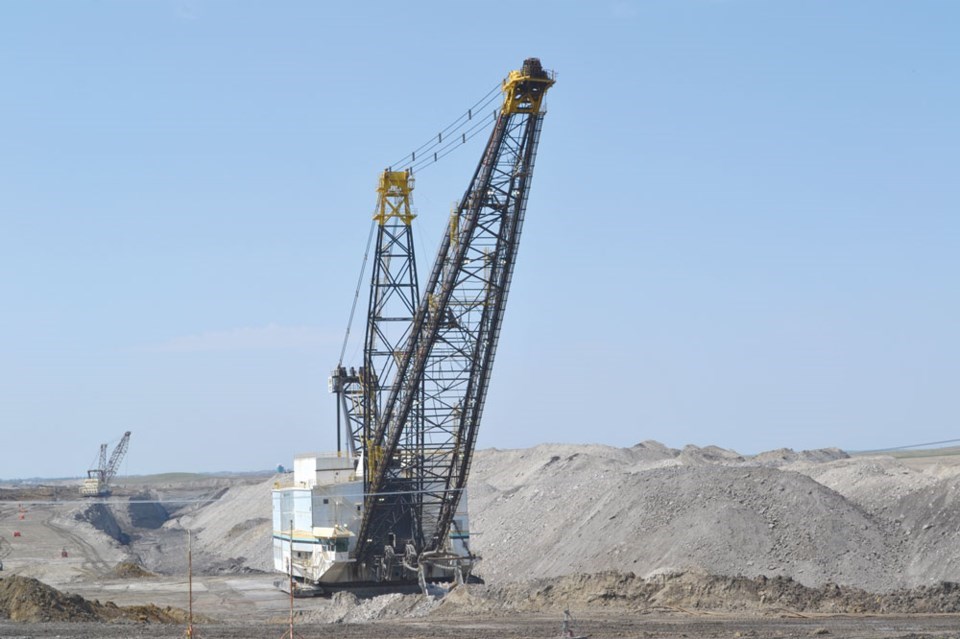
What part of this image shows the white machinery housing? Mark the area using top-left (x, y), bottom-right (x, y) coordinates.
top-left (272, 452), bottom-right (472, 593)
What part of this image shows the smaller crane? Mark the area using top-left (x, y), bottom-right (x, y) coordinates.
top-left (80, 431), bottom-right (131, 497)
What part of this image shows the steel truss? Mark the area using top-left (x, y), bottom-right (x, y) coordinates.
top-left (332, 170), bottom-right (420, 463)
top-left (355, 58), bottom-right (555, 569)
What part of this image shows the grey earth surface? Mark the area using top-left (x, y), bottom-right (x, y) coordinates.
top-left (4, 442), bottom-right (960, 638)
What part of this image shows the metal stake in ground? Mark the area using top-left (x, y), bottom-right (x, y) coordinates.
top-left (281, 519), bottom-right (303, 639)
top-left (185, 530), bottom-right (200, 639)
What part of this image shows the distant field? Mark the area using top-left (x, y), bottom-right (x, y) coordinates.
top-left (852, 446), bottom-right (960, 460)
top-left (120, 472), bottom-right (223, 484)
top-left (115, 470), bottom-right (274, 486)
top-left (0, 470), bottom-right (274, 492)
top-left (888, 446), bottom-right (960, 459)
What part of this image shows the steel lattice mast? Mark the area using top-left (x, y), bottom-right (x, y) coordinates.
top-left (363, 170), bottom-right (421, 469)
top-left (355, 58), bottom-right (555, 568)
top-left (331, 171), bottom-right (420, 460)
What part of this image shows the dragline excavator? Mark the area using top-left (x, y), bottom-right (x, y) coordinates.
top-left (80, 431), bottom-right (131, 497)
top-left (272, 58), bottom-right (555, 594)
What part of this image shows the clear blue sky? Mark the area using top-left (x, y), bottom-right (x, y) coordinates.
top-left (1, 1), bottom-right (957, 478)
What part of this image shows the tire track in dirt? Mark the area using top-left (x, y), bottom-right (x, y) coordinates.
top-left (0, 510), bottom-right (9, 560)
top-left (42, 515), bottom-right (112, 577)
top-left (0, 506), bottom-right (12, 561)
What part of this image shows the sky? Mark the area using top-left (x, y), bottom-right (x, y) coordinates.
top-left (1, 1), bottom-right (957, 479)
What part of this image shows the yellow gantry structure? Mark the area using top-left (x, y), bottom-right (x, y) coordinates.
top-left (374, 169), bottom-right (415, 226)
top-left (501, 58), bottom-right (556, 115)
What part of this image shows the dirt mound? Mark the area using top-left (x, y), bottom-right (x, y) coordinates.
top-left (285, 571), bottom-right (960, 622)
top-left (110, 561), bottom-right (155, 579)
top-left (679, 444), bottom-right (745, 465)
top-left (0, 575), bottom-right (100, 621)
top-left (30, 441), bottom-right (960, 601)
top-left (176, 477), bottom-right (277, 574)
top-left (751, 447), bottom-right (850, 466)
top-left (469, 450), bottom-right (901, 590)
top-left (466, 443), bottom-right (960, 591)
top-left (435, 571), bottom-right (960, 615)
top-left (797, 455), bottom-right (942, 516)
top-left (301, 591), bottom-right (440, 623)
top-left (113, 603), bottom-right (190, 623)
top-left (891, 475), bottom-right (960, 585)
top-left (0, 575), bottom-right (187, 622)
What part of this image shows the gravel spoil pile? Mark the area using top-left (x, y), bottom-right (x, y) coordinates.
top-left (789, 456), bottom-right (941, 516)
top-left (0, 575), bottom-right (187, 623)
top-left (266, 571), bottom-right (960, 621)
top-left (891, 475), bottom-right (960, 586)
top-left (178, 476), bottom-right (276, 573)
top-left (109, 561), bottom-right (155, 579)
top-left (50, 441), bottom-right (960, 597)
top-left (468, 442), bottom-right (960, 591)
top-left (300, 591), bottom-right (441, 623)
top-left (434, 571), bottom-right (960, 615)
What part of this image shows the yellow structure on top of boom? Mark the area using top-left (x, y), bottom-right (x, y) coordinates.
top-left (501, 57), bottom-right (556, 115)
top-left (374, 169), bottom-right (415, 226)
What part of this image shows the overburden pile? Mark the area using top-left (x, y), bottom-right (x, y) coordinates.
top-left (297, 571), bottom-right (960, 621)
top-left (468, 441), bottom-right (960, 591)
top-left (0, 575), bottom-right (187, 623)
top-left (436, 571), bottom-right (960, 615)
top-left (60, 440), bottom-right (960, 597)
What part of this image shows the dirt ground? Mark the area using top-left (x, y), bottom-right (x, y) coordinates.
top-left (5, 445), bottom-right (960, 638)
top-left (3, 612), bottom-right (960, 639)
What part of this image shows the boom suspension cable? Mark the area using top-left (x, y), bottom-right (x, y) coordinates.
top-left (404, 111), bottom-right (499, 174)
top-left (389, 83), bottom-right (502, 173)
top-left (339, 83), bottom-right (505, 364)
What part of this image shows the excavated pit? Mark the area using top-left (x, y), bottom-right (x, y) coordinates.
top-left (128, 492), bottom-right (169, 529)
top-left (76, 504), bottom-right (130, 545)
